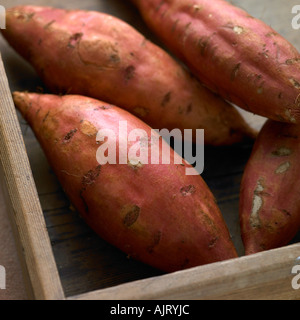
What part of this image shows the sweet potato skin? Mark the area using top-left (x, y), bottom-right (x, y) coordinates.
top-left (131, 0), bottom-right (300, 124)
top-left (0, 5), bottom-right (256, 146)
top-left (13, 92), bottom-right (238, 272)
top-left (240, 120), bottom-right (300, 254)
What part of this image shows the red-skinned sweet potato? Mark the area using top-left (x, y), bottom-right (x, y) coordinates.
top-left (0, 5), bottom-right (256, 146)
top-left (240, 119), bottom-right (300, 254)
top-left (13, 92), bottom-right (238, 272)
top-left (131, 0), bottom-right (300, 124)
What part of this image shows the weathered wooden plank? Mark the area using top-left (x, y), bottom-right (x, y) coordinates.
top-left (68, 243), bottom-right (300, 300)
top-left (0, 54), bottom-right (65, 300)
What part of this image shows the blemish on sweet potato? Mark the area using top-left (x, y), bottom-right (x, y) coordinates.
top-left (199, 211), bottom-right (219, 239)
top-left (180, 185), bottom-right (196, 196)
top-left (193, 4), bottom-right (202, 12)
top-left (110, 53), bottom-right (120, 63)
top-left (44, 20), bottom-right (56, 30)
top-left (42, 111), bottom-right (50, 123)
top-left (208, 236), bottom-right (219, 248)
top-left (272, 147), bottom-right (292, 157)
top-left (265, 31), bottom-right (277, 37)
top-left (233, 26), bottom-right (244, 34)
top-left (285, 109), bottom-right (296, 123)
top-left (128, 159), bottom-right (144, 170)
top-left (14, 11), bottom-right (35, 21)
top-left (182, 22), bottom-right (192, 45)
top-left (286, 58), bottom-right (300, 65)
top-left (275, 161), bottom-right (290, 174)
top-left (155, 1), bottom-right (164, 12)
top-left (172, 19), bottom-right (179, 32)
top-left (82, 165), bottom-right (101, 187)
top-left (68, 32), bottom-right (83, 48)
top-left (161, 91), bottom-right (172, 107)
top-left (295, 93), bottom-right (300, 107)
top-left (289, 78), bottom-right (300, 89)
top-left (35, 107), bottom-right (41, 116)
top-left (257, 87), bottom-right (264, 94)
top-left (123, 205), bottom-right (140, 228)
top-left (63, 128), bottom-right (77, 143)
top-left (186, 103), bottom-right (193, 114)
top-left (80, 120), bottom-right (98, 137)
top-left (124, 65), bottom-right (135, 81)
top-left (61, 170), bottom-right (81, 178)
top-left (147, 231), bottom-right (162, 253)
top-left (197, 36), bottom-right (210, 56)
top-left (250, 179), bottom-right (265, 228)
top-left (281, 209), bottom-right (291, 217)
top-left (133, 106), bottom-right (149, 117)
top-left (231, 63), bottom-right (241, 81)
top-left (184, 22), bottom-right (192, 31)
top-left (94, 105), bottom-right (113, 111)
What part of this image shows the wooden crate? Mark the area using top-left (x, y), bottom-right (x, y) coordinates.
top-left (0, 0), bottom-right (299, 300)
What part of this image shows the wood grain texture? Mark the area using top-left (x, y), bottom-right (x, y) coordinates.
top-left (0, 172), bottom-right (27, 300)
top-left (68, 243), bottom-right (300, 300)
top-left (0, 0), bottom-right (299, 300)
top-left (0, 55), bottom-right (64, 300)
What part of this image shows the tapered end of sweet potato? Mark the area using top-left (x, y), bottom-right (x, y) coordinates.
top-left (1, 6), bottom-right (42, 60)
top-left (13, 91), bottom-right (55, 121)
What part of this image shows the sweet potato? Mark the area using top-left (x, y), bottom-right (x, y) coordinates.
top-left (240, 119), bottom-right (300, 254)
top-left (13, 92), bottom-right (238, 272)
top-left (0, 5), bottom-right (256, 146)
top-left (131, 0), bottom-right (300, 124)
